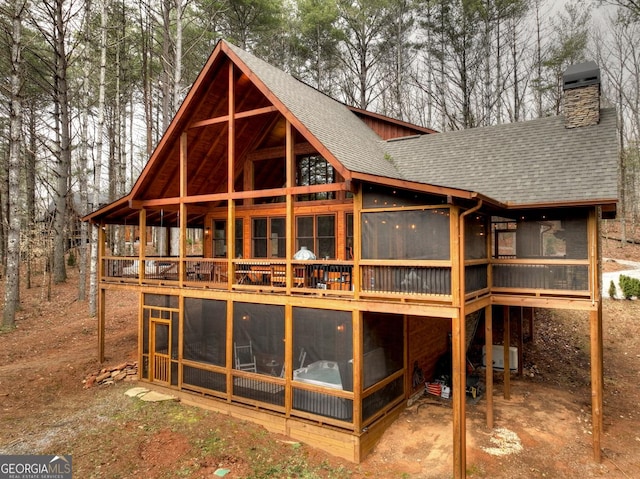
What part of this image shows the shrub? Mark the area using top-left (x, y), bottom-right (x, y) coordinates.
top-left (608, 280), bottom-right (617, 299)
top-left (619, 275), bottom-right (640, 300)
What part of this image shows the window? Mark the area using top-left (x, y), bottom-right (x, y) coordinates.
top-left (213, 220), bottom-right (226, 257)
top-left (297, 216), bottom-right (314, 251)
top-left (296, 215), bottom-right (336, 259)
top-left (296, 155), bottom-right (335, 201)
top-left (346, 213), bottom-right (354, 259)
top-left (213, 219), bottom-right (243, 258)
top-left (252, 217), bottom-right (285, 258)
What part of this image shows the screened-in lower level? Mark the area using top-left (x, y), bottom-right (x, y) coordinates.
top-left (139, 293), bottom-right (405, 430)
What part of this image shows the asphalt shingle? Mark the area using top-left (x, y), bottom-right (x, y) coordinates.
top-left (227, 41), bottom-right (618, 207)
top-left (226, 41), bottom-right (400, 180)
top-left (383, 109), bottom-right (618, 206)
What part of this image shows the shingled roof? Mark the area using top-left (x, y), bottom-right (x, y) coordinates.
top-left (382, 109), bottom-right (619, 207)
top-left (225, 41), bottom-right (400, 180)
top-left (227, 40), bottom-right (618, 208)
top-left (85, 40), bottom-right (618, 226)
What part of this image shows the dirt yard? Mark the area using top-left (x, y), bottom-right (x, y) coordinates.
top-left (1, 238), bottom-right (639, 478)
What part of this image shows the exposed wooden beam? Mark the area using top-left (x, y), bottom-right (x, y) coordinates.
top-left (247, 142), bottom-right (317, 161)
top-left (221, 43), bottom-right (352, 181)
top-left (286, 119), bottom-right (294, 290)
top-left (491, 295), bottom-right (598, 311)
top-left (188, 105), bottom-right (278, 129)
top-left (137, 182), bottom-right (353, 207)
top-left (228, 61), bottom-right (235, 195)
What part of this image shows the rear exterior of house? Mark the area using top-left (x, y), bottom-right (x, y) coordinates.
top-left (86, 44), bottom-right (617, 478)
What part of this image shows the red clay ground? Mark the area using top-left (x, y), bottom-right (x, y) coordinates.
top-left (0, 236), bottom-right (639, 478)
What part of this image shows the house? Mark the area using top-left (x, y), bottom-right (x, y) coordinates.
top-left (84, 42), bottom-right (617, 479)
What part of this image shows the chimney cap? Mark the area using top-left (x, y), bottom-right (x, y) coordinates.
top-left (563, 61), bottom-right (600, 90)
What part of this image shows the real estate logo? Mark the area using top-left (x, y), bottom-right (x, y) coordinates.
top-left (0, 455), bottom-right (72, 479)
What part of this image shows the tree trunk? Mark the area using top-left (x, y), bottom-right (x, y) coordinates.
top-left (3, 0), bottom-right (25, 329)
top-left (173, 0), bottom-right (183, 115)
top-left (89, 0), bottom-right (109, 317)
top-left (78, 0), bottom-right (92, 302)
top-left (534, 0), bottom-right (543, 118)
top-left (138, 1), bottom-right (154, 156)
top-left (25, 103), bottom-right (37, 290)
top-left (52, 0), bottom-right (71, 284)
top-left (161, 0), bottom-right (172, 131)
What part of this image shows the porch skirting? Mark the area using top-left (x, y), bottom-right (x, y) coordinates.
top-left (141, 382), bottom-right (403, 462)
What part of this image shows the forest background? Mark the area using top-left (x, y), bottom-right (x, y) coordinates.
top-left (0, 0), bottom-right (639, 326)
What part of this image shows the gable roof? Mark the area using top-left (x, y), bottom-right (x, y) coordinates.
top-left (223, 41), bottom-right (400, 180)
top-left (383, 108), bottom-right (619, 207)
top-left (85, 40), bottom-right (618, 225)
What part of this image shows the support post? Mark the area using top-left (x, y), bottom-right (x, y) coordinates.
top-left (98, 288), bottom-right (105, 363)
top-left (227, 61), bottom-right (236, 288)
top-left (285, 120), bottom-right (294, 290)
top-left (590, 205), bottom-right (604, 462)
top-left (179, 133), bottom-right (187, 283)
top-left (503, 305), bottom-right (510, 400)
top-left (485, 305), bottom-right (493, 429)
top-left (590, 307), bottom-right (603, 462)
top-left (451, 311), bottom-right (465, 479)
top-left (452, 199), bottom-right (482, 479)
top-left (517, 307), bottom-right (523, 377)
top-left (97, 223), bottom-right (106, 363)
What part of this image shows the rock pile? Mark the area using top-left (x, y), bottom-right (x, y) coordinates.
top-left (83, 361), bottom-right (138, 388)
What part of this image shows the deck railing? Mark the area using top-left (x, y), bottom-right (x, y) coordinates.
top-left (492, 260), bottom-right (590, 293)
top-left (234, 260), bottom-right (354, 292)
top-left (102, 256), bottom-right (591, 298)
top-left (360, 263), bottom-right (452, 297)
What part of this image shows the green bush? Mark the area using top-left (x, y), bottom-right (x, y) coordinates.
top-left (608, 280), bottom-right (617, 299)
top-left (619, 275), bottom-right (640, 300)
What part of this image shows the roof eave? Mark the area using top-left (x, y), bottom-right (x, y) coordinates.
top-left (350, 172), bottom-right (507, 209)
top-left (82, 195), bottom-right (133, 224)
top-left (505, 198), bottom-right (618, 210)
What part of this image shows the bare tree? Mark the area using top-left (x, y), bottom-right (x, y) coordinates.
top-left (2, 0), bottom-right (27, 329)
top-left (595, 10), bottom-right (640, 243)
top-left (77, 0), bottom-right (92, 301)
top-left (89, 0), bottom-right (109, 317)
top-left (337, 0), bottom-right (396, 110)
top-left (31, 0), bottom-right (78, 284)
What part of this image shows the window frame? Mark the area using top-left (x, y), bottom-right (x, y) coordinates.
top-left (295, 214), bottom-right (336, 260)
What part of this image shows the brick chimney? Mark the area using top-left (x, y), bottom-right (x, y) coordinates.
top-left (562, 61), bottom-right (601, 128)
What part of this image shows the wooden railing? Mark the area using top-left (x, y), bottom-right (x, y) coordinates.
top-left (234, 260), bottom-right (353, 293)
top-left (102, 256), bottom-right (591, 299)
top-left (360, 262), bottom-right (452, 297)
top-left (492, 259), bottom-right (590, 294)
top-left (102, 256), bottom-right (354, 293)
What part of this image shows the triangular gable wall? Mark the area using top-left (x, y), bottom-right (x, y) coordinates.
top-left (128, 41), bottom-right (360, 206)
